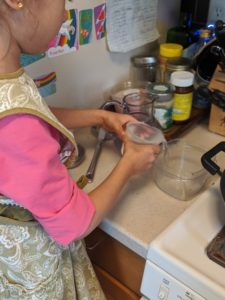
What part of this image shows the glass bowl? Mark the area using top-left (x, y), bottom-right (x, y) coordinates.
top-left (153, 139), bottom-right (211, 201)
top-left (126, 122), bottom-right (165, 144)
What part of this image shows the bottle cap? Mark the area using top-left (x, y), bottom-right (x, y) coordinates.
top-left (148, 83), bottom-right (173, 102)
top-left (160, 43), bottom-right (183, 58)
top-left (200, 29), bottom-right (211, 39)
top-left (170, 71), bottom-right (194, 87)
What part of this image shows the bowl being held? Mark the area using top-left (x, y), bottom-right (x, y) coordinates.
top-left (126, 121), bottom-right (166, 145)
top-left (120, 122), bottom-right (166, 155)
top-left (153, 139), bottom-right (212, 201)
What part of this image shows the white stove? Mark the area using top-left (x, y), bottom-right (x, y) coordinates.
top-left (141, 180), bottom-right (225, 300)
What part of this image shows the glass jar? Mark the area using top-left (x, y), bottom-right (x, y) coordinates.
top-left (165, 57), bottom-right (191, 83)
top-left (148, 83), bottom-right (174, 131)
top-left (131, 56), bottom-right (157, 83)
top-left (171, 71), bottom-right (194, 123)
top-left (158, 43), bottom-right (183, 83)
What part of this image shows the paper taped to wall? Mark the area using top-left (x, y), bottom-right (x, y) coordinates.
top-left (106, 0), bottom-right (159, 53)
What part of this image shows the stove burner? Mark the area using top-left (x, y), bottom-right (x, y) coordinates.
top-left (207, 226), bottom-right (225, 268)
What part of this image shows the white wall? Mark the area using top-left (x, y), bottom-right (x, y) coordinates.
top-left (27, 0), bottom-right (181, 108)
top-left (157, 0), bottom-right (181, 42)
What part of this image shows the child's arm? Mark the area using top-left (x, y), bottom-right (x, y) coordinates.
top-left (49, 107), bottom-right (135, 140)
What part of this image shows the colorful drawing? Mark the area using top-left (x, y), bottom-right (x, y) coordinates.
top-left (79, 10), bottom-right (93, 45)
top-left (47, 9), bottom-right (78, 58)
top-left (34, 72), bottom-right (57, 98)
top-left (20, 53), bottom-right (45, 67)
top-left (66, 0), bottom-right (75, 10)
top-left (94, 4), bottom-right (106, 40)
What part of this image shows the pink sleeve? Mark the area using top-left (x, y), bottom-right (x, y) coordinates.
top-left (0, 114), bottom-right (95, 245)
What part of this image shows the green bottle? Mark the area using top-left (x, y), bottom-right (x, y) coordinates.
top-left (166, 12), bottom-right (194, 48)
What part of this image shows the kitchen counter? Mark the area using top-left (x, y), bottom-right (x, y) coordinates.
top-left (69, 122), bottom-right (224, 259)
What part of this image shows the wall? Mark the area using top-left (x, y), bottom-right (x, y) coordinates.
top-left (27, 0), bottom-right (181, 108)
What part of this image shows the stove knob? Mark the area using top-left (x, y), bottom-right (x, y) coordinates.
top-left (158, 284), bottom-right (169, 299)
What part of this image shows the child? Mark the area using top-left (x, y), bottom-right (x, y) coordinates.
top-left (0, 0), bottom-right (160, 299)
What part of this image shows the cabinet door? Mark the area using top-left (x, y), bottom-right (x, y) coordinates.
top-left (85, 228), bottom-right (145, 295)
top-left (93, 263), bottom-right (140, 300)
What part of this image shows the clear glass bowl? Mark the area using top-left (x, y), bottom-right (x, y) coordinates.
top-left (126, 122), bottom-right (165, 144)
top-left (153, 139), bottom-right (211, 201)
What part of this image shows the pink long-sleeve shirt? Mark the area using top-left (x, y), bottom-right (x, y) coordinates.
top-left (0, 114), bottom-right (95, 245)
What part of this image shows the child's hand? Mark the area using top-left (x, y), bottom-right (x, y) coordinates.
top-left (121, 138), bottom-right (161, 175)
top-left (100, 110), bottom-right (136, 140)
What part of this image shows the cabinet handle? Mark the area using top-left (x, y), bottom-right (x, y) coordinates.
top-left (85, 238), bottom-right (103, 250)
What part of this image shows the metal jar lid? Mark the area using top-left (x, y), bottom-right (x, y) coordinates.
top-left (131, 56), bottom-right (157, 67)
top-left (148, 83), bottom-right (173, 102)
top-left (167, 57), bottom-right (191, 72)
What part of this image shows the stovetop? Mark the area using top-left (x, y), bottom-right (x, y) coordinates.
top-left (146, 180), bottom-right (225, 300)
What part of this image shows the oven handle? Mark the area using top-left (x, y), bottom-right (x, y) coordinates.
top-left (221, 171), bottom-right (225, 202)
top-left (201, 141), bottom-right (225, 176)
top-left (201, 141), bottom-right (225, 201)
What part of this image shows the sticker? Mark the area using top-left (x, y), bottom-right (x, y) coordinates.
top-left (79, 9), bottom-right (93, 45)
top-left (66, 0), bottom-right (75, 10)
top-left (47, 9), bottom-right (78, 58)
top-left (34, 72), bottom-right (57, 98)
top-left (20, 53), bottom-right (45, 67)
top-left (94, 4), bottom-right (106, 40)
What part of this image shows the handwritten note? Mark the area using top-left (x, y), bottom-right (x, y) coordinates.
top-left (106, 0), bottom-right (159, 53)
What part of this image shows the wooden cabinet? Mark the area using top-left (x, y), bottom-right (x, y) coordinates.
top-left (85, 228), bottom-right (145, 300)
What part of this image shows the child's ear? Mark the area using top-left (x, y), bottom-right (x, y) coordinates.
top-left (4, 0), bottom-right (24, 10)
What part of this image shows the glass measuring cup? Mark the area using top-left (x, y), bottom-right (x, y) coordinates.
top-left (122, 92), bottom-right (158, 126)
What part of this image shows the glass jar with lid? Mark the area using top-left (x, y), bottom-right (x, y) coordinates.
top-left (131, 56), bottom-right (157, 83)
top-left (148, 83), bottom-right (174, 131)
top-left (158, 43), bottom-right (183, 83)
top-left (165, 57), bottom-right (191, 83)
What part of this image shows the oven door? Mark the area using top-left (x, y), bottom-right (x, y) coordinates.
top-left (141, 260), bottom-right (205, 300)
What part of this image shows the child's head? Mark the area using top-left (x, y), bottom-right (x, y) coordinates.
top-left (0, 0), bottom-right (66, 56)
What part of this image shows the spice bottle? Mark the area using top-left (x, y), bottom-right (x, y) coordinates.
top-left (171, 71), bottom-right (194, 123)
top-left (148, 83), bottom-right (174, 131)
top-left (158, 43), bottom-right (183, 83)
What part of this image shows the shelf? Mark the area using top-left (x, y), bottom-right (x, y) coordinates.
top-left (164, 107), bottom-right (209, 140)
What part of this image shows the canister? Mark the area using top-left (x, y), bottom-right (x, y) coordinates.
top-left (131, 56), bottom-right (157, 83)
top-left (148, 83), bottom-right (174, 131)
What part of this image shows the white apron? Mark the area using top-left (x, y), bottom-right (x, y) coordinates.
top-left (0, 69), bottom-right (106, 300)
